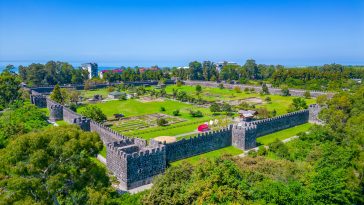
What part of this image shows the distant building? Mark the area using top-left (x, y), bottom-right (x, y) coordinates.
top-left (81, 63), bottom-right (98, 79)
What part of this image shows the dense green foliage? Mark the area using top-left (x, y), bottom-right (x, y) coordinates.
top-left (103, 67), bottom-right (169, 82)
top-left (172, 60), bottom-right (363, 91)
top-left (0, 125), bottom-right (109, 204)
top-left (142, 86), bottom-right (364, 205)
top-left (0, 103), bottom-right (48, 148)
top-left (19, 61), bottom-right (89, 86)
top-left (0, 69), bottom-right (21, 109)
top-left (80, 105), bottom-right (107, 123)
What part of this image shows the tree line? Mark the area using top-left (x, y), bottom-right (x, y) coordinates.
top-left (172, 60), bottom-right (364, 91)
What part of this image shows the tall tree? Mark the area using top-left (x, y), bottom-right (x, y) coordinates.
top-left (50, 84), bottom-right (64, 104)
top-left (0, 125), bottom-right (109, 204)
top-left (0, 69), bottom-right (21, 109)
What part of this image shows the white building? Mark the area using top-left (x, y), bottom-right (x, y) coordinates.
top-left (81, 63), bottom-right (98, 79)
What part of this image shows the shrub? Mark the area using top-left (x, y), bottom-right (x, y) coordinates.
top-left (119, 93), bottom-right (127, 100)
top-left (173, 109), bottom-right (180, 116)
top-left (176, 80), bottom-right (183, 87)
top-left (156, 118), bottom-right (168, 126)
top-left (69, 103), bottom-right (78, 112)
top-left (265, 96), bottom-right (271, 103)
top-left (234, 86), bottom-right (241, 93)
top-left (218, 83), bottom-right (224, 89)
top-left (196, 85), bottom-right (202, 93)
top-left (210, 103), bottom-right (221, 113)
top-left (189, 110), bottom-right (203, 117)
top-left (262, 83), bottom-right (270, 95)
top-left (244, 87), bottom-right (250, 93)
top-left (107, 86), bottom-right (115, 92)
top-left (160, 106), bottom-right (166, 112)
top-left (304, 91), bottom-right (311, 99)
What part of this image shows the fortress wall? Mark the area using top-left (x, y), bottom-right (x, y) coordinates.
top-left (164, 127), bottom-right (232, 162)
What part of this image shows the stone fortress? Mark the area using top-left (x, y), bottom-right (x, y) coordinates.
top-left (29, 82), bottom-right (325, 190)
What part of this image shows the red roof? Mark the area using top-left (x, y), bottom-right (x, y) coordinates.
top-left (198, 124), bottom-right (209, 132)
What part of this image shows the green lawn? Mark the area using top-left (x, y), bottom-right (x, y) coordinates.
top-left (256, 123), bottom-right (312, 145)
top-left (165, 85), bottom-right (259, 101)
top-left (78, 99), bottom-right (210, 120)
top-left (99, 145), bottom-right (107, 158)
top-left (55, 120), bottom-right (69, 126)
top-left (170, 146), bottom-right (243, 166)
top-left (77, 98), bottom-right (225, 140)
top-left (81, 88), bottom-right (110, 99)
top-left (165, 85), bottom-right (316, 116)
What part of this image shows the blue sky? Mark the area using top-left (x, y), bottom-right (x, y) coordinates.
top-left (0, 0), bottom-right (363, 66)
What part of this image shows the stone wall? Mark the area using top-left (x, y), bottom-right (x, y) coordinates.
top-left (107, 140), bottom-right (166, 190)
top-left (63, 106), bottom-right (82, 124)
top-left (308, 104), bottom-right (324, 123)
top-left (162, 127), bottom-right (232, 162)
top-left (184, 80), bottom-right (334, 98)
top-left (30, 91), bottom-right (47, 108)
top-left (46, 98), bottom-right (63, 122)
top-left (232, 110), bottom-right (309, 150)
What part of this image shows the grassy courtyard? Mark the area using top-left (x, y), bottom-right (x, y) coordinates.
top-left (78, 85), bottom-right (316, 140)
top-left (165, 85), bottom-right (316, 115)
top-left (170, 146), bottom-right (243, 166)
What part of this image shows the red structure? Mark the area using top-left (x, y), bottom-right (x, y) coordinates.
top-left (198, 124), bottom-right (209, 132)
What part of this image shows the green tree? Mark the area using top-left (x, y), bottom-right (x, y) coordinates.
top-left (0, 125), bottom-right (109, 205)
top-left (209, 102), bottom-right (221, 113)
top-left (195, 84), bottom-right (202, 94)
top-left (0, 70), bottom-right (21, 109)
top-left (0, 104), bottom-right (48, 148)
top-left (262, 83), bottom-right (270, 95)
top-left (50, 84), bottom-right (64, 104)
top-left (156, 118), bottom-right (168, 126)
top-left (304, 90), bottom-right (311, 99)
top-left (80, 105), bottom-right (107, 123)
top-left (288, 97), bottom-right (308, 112)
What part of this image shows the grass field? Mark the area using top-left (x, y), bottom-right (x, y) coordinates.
top-left (81, 88), bottom-right (110, 99)
top-left (55, 120), bottom-right (69, 126)
top-left (78, 99), bottom-right (210, 120)
top-left (256, 123), bottom-right (312, 145)
top-left (100, 146), bottom-right (107, 158)
top-left (165, 85), bottom-right (316, 115)
top-left (170, 146), bottom-right (243, 166)
top-left (77, 98), bottom-right (229, 140)
top-left (77, 86), bottom-right (315, 140)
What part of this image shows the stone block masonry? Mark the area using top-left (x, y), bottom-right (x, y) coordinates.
top-left (107, 140), bottom-right (166, 190)
top-left (160, 127), bottom-right (232, 162)
top-left (232, 110), bottom-right (309, 150)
